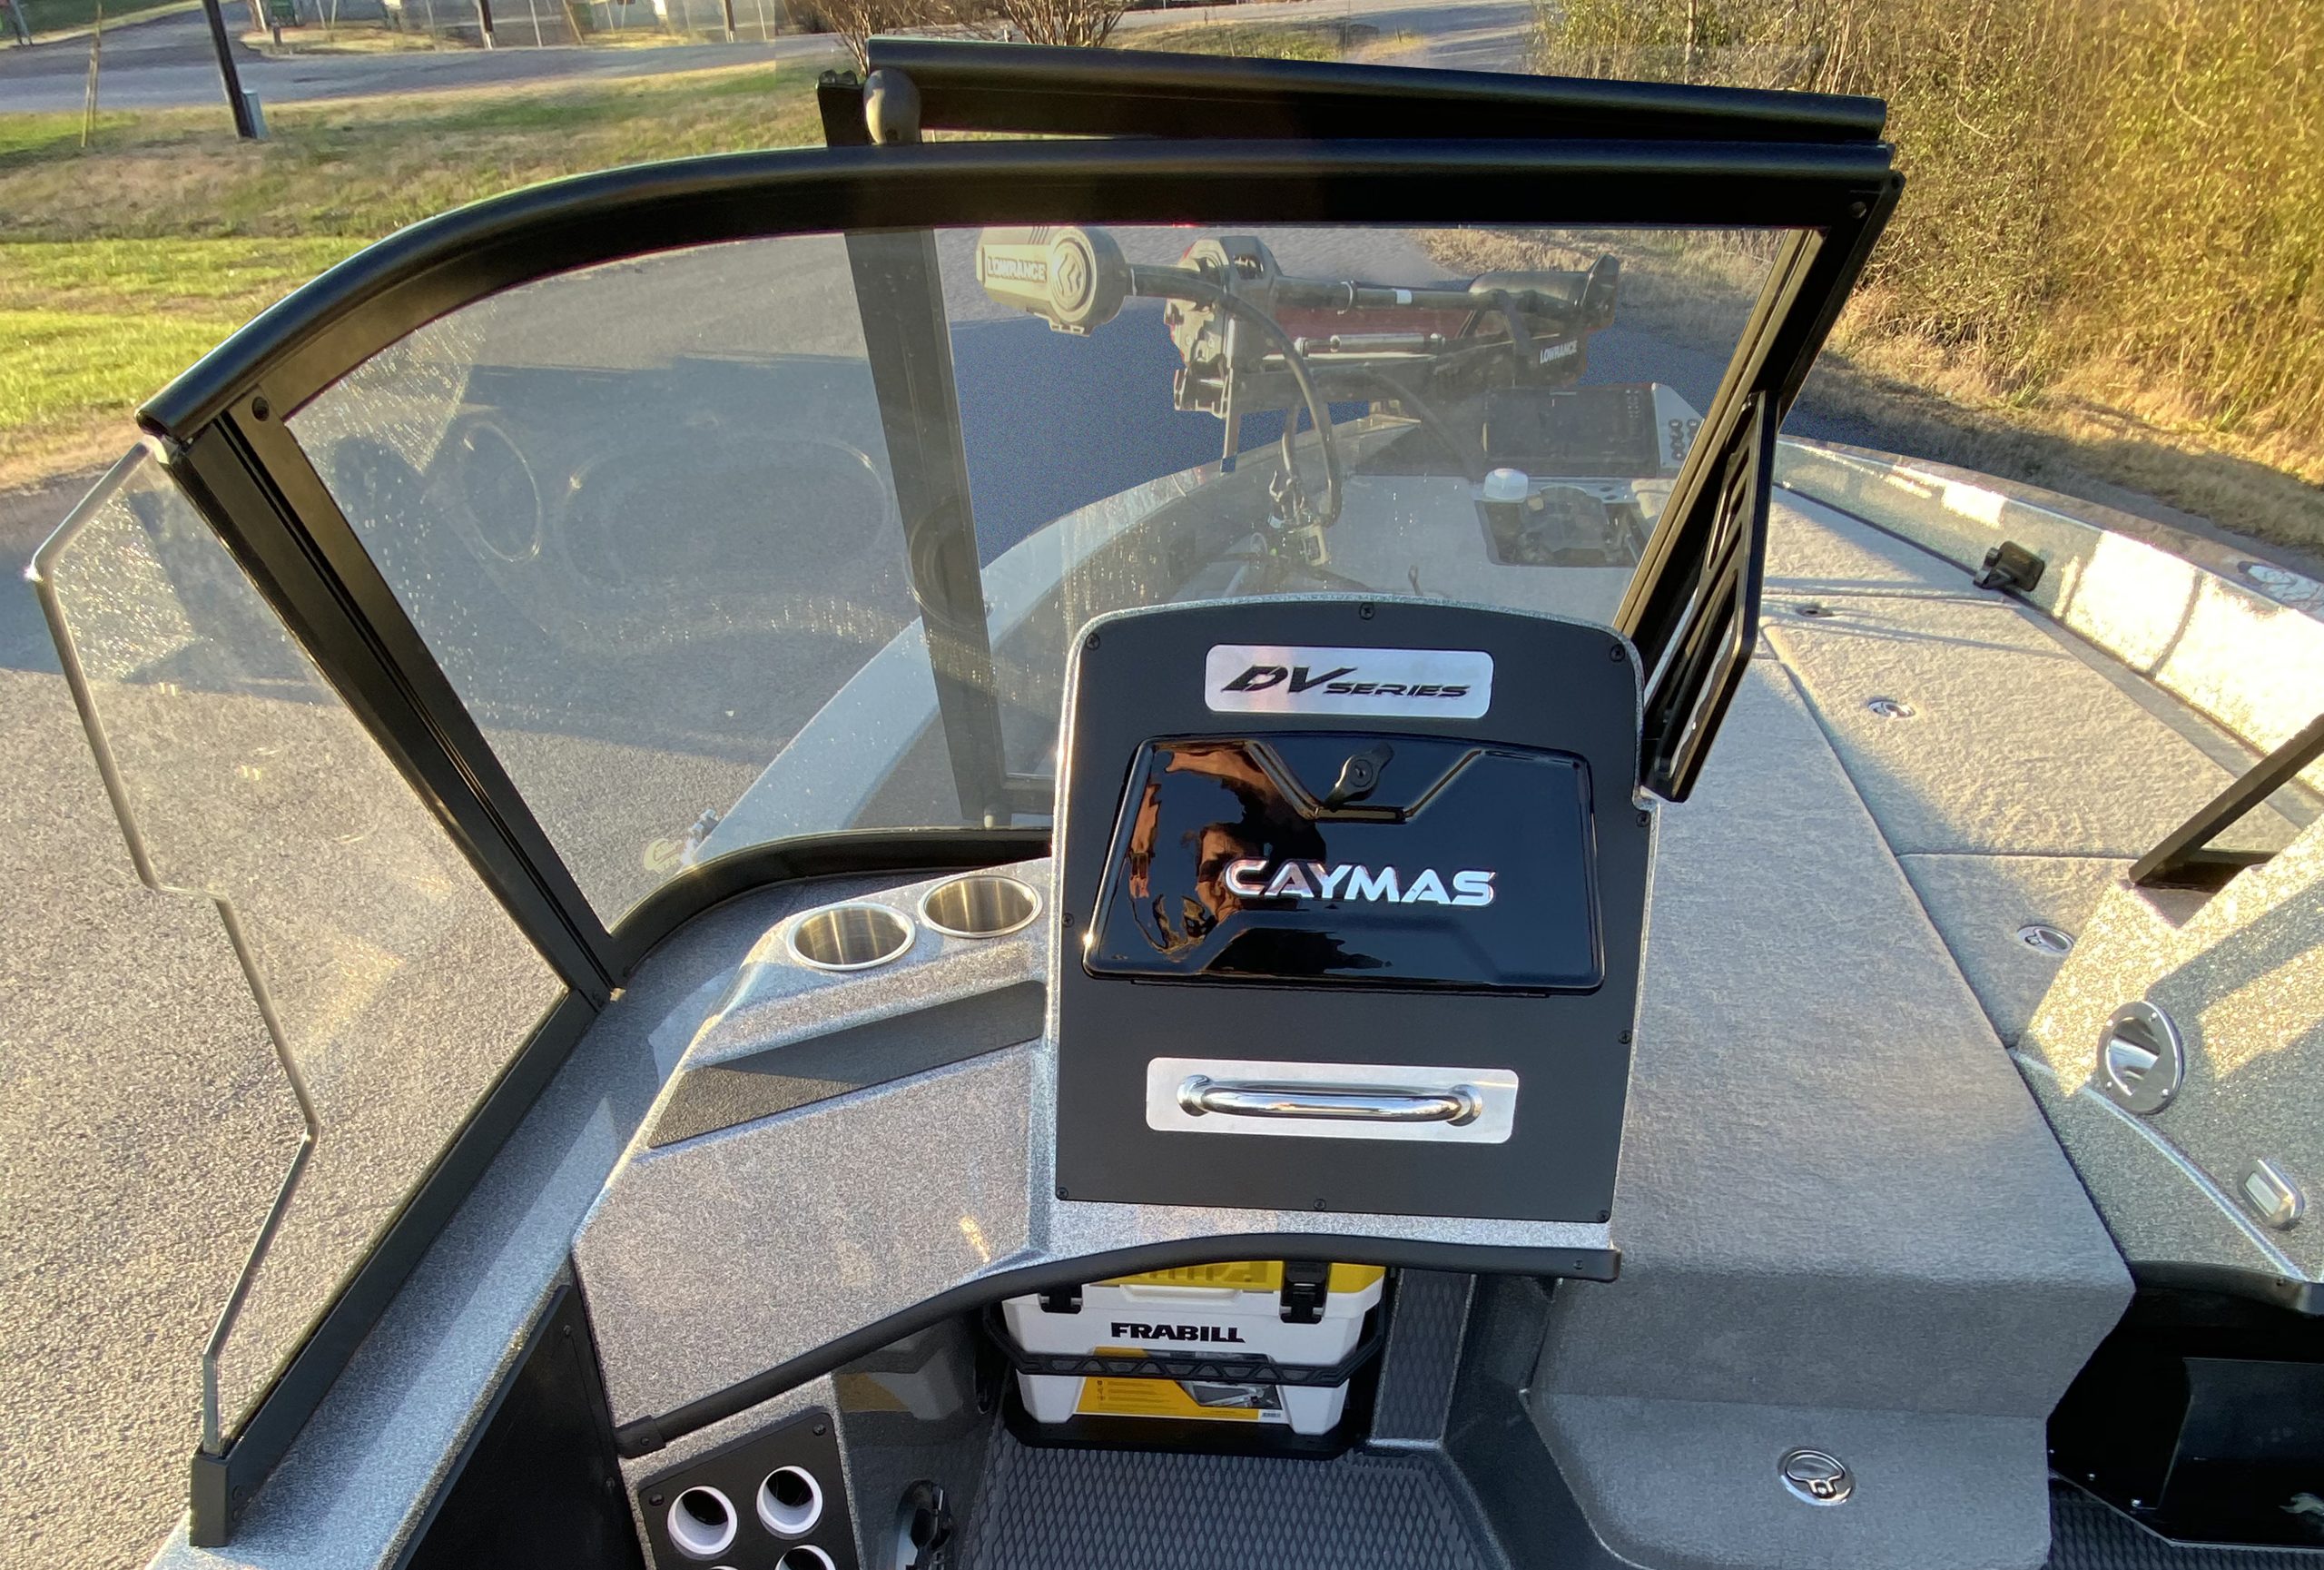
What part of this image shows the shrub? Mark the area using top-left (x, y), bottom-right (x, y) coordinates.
top-left (1534, 0), bottom-right (2324, 452)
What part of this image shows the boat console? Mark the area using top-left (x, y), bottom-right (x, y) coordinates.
top-left (30, 38), bottom-right (2324, 1570)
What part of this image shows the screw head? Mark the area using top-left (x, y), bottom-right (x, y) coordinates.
top-left (1793, 601), bottom-right (1832, 617)
top-left (1358, 603), bottom-right (1374, 619)
top-left (1084, 632), bottom-right (1099, 651)
top-left (249, 395), bottom-right (271, 420)
top-left (1866, 696), bottom-right (1915, 720)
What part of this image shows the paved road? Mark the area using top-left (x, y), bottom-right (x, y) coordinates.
top-left (0, 0), bottom-right (1536, 112)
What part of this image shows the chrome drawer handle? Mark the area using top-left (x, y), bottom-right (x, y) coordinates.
top-left (1177, 1075), bottom-right (1482, 1127)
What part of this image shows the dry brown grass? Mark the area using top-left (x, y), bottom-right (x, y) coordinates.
top-left (1528, 0), bottom-right (2324, 551)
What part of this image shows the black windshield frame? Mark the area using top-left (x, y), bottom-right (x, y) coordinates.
top-left (117, 46), bottom-right (1896, 1540)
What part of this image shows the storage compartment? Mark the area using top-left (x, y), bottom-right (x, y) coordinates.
top-left (997, 1262), bottom-right (1385, 1438)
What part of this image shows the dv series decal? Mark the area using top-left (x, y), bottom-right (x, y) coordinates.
top-left (1204, 644), bottom-right (1492, 719)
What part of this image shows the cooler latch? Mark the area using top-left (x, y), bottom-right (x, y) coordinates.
top-left (1279, 1260), bottom-right (1331, 1324)
top-left (1038, 1286), bottom-right (1082, 1314)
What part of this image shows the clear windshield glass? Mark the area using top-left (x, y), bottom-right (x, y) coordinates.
top-left (37, 450), bottom-right (565, 1436)
top-left (290, 222), bottom-right (1787, 924)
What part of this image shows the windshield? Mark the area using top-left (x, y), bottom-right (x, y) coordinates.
top-left (286, 222), bottom-right (1792, 925)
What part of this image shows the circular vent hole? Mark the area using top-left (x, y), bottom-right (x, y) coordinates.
top-left (758, 1466), bottom-right (823, 1537)
top-left (667, 1486), bottom-right (738, 1560)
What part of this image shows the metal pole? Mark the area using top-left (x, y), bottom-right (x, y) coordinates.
top-left (472, 0), bottom-right (492, 44)
top-left (200, 0), bottom-right (260, 139)
top-left (718, 0), bottom-right (733, 40)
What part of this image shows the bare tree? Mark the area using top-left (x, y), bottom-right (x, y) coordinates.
top-left (992, 0), bottom-right (1124, 47)
top-left (813, 0), bottom-right (993, 72)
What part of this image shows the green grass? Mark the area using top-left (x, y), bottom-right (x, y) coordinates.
top-left (15, 0), bottom-right (193, 36)
top-left (1125, 19), bottom-right (1378, 61)
top-left (0, 15), bottom-right (1384, 489)
top-left (0, 238), bottom-right (361, 476)
top-left (0, 62), bottom-right (829, 483)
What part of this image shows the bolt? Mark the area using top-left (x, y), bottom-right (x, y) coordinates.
top-left (1358, 603), bottom-right (1374, 619)
top-left (813, 1421), bottom-right (828, 1437)
top-left (1084, 632), bottom-right (1100, 651)
top-left (1865, 696), bottom-right (1915, 720)
top-left (1598, 1210), bottom-right (1610, 1223)
top-left (1637, 810), bottom-right (1651, 827)
top-left (1313, 1198), bottom-right (1328, 1210)
top-left (1618, 1030), bottom-right (1631, 1044)
top-left (648, 1492), bottom-right (665, 1507)
top-left (1056, 1185), bottom-right (1069, 1200)
top-left (1609, 642), bottom-right (1626, 661)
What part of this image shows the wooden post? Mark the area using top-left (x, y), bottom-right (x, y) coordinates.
top-left (81, 0), bottom-right (102, 146)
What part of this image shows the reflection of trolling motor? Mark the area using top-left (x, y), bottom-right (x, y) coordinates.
top-left (974, 225), bottom-right (1620, 538)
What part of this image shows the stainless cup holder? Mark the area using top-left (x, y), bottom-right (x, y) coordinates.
top-left (783, 903), bottom-right (915, 972)
top-left (917, 874), bottom-right (1041, 940)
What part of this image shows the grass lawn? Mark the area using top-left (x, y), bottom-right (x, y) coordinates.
top-left (1122, 18), bottom-right (1380, 60)
top-left (0, 62), bottom-right (829, 485)
top-left (15, 0), bottom-right (193, 38)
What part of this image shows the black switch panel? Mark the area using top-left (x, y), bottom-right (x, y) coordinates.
top-left (635, 1408), bottom-right (856, 1570)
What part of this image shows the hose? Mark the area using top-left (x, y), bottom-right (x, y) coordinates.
top-left (1159, 272), bottom-right (1344, 530)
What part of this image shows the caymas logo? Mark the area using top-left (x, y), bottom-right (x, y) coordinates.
top-left (1221, 860), bottom-right (1496, 906)
top-left (1205, 643), bottom-right (1492, 719)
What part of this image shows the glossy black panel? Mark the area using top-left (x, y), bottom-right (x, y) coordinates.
top-left (1052, 598), bottom-right (1649, 1223)
top-left (1088, 735), bottom-right (1600, 990)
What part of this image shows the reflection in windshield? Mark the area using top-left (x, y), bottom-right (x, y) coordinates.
top-left (287, 223), bottom-right (1780, 925)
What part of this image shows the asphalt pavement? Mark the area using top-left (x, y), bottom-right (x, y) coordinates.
top-left (0, 0), bottom-right (1537, 112)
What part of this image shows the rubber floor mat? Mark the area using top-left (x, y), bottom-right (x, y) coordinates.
top-left (960, 1436), bottom-right (1500, 1570)
top-left (2050, 1485), bottom-right (2324, 1570)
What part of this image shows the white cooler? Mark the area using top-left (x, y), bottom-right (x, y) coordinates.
top-left (1000, 1261), bottom-right (1385, 1436)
